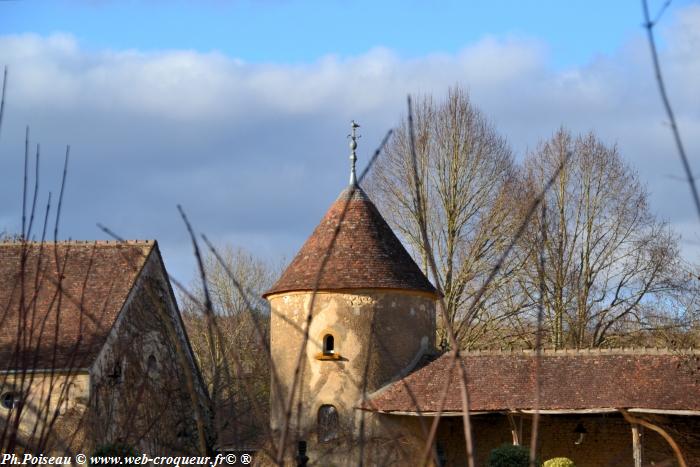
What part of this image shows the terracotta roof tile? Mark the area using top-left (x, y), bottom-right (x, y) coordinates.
top-left (0, 241), bottom-right (154, 371)
top-left (264, 185), bottom-right (436, 297)
top-left (363, 349), bottom-right (700, 413)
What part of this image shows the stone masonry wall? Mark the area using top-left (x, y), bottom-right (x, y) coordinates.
top-left (88, 253), bottom-right (208, 455)
top-left (268, 288), bottom-right (436, 466)
top-left (0, 372), bottom-right (90, 454)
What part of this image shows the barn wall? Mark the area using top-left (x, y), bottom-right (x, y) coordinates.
top-left (0, 371), bottom-right (90, 453)
top-left (88, 253), bottom-right (208, 455)
top-left (434, 412), bottom-right (700, 467)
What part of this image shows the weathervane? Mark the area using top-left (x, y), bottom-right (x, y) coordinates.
top-left (348, 120), bottom-right (361, 186)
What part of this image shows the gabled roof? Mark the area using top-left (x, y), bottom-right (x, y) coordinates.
top-left (362, 349), bottom-right (700, 414)
top-left (0, 241), bottom-right (154, 371)
top-left (263, 185), bottom-right (437, 297)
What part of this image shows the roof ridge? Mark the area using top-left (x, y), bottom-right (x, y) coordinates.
top-left (0, 239), bottom-right (155, 246)
top-left (460, 347), bottom-right (700, 356)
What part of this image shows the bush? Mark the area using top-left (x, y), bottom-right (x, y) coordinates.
top-left (543, 458), bottom-right (575, 467)
top-left (487, 443), bottom-right (531, 467)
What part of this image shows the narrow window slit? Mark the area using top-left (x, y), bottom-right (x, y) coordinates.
top-left (323, 334), bottom-right (335, 355)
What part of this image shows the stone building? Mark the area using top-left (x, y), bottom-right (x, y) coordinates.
top-left (264, 125), bottom-right (440, 465)
top-left (264, 127), bottom-right (700, 466)
top-left (0, 240), bottom-right (211, 455)
top-left (264, 184), bottom-right (439, 465)
top-left (363, 349), bottom-right (700, 466)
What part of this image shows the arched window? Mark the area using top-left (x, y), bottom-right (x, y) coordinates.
top-left (317, 404), bottom-right (339, 442)
top-left (323, 334), bottom-right (335, 355)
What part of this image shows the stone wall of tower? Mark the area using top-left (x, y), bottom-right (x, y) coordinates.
top-left (268, 288), bottom-right (436, 465)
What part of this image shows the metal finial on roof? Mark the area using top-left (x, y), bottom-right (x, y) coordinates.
top-left (348, 120), bottom-right (360, 186)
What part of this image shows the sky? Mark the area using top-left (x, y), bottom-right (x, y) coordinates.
top-left (1, 0), bottom-right (699, 286)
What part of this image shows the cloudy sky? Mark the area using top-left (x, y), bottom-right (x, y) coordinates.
top-left (1, 0), bottom-right (699, 285)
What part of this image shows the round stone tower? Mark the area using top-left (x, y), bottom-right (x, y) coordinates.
top-left (263, 125), bottom-right (437, 465)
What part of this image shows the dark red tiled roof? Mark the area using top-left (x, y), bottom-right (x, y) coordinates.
top-left (264, 185), bottom-right (436, 297)
top-left (0, 241), bottom-right (154, 371)
top-left (363, 350), bottom-right (700, 413)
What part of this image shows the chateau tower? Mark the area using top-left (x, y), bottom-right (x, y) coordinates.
top-left (263, 123), bottom-right (437, 464)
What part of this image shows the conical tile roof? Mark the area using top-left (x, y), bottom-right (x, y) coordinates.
top-left (264, 185), bottom-right (437, 297)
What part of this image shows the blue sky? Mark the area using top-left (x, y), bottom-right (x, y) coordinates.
top-left (1, 1), bottom-right (699, 284)
top-left (3, 0), bottom-right (687, 67)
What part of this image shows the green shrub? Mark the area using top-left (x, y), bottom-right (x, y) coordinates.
top-left (487, 443), bottom-right (531, 467)
top-left (543, 458), bottom-right (575, 467)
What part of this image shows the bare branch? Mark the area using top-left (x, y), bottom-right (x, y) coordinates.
top-left (642, 0), bottom-right (699, 219)
top-left (529, 201), bottom-right (547, 467)
top-left (0, 66), bottom-right (6, 139)
top-left (53, 147), bottom-right (69, 242)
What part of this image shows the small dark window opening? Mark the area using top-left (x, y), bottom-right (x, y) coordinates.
top-left (147, 355), bottom-right (158, 377)
top-left (323, 334), bottom-right (335, 355)
top-left (317, 404), bottom-right (339, 442)
top-left (1, 392), bottom-right (19, 410)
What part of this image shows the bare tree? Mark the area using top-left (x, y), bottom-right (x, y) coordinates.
top-left (516, 128), bottom-right (681, 348)
top-left (634, 265), bottom-right (700, 348)
top-left (181, 246), bottom-right (276, 450)
top-left (368, 86), bottom-right (521, 350)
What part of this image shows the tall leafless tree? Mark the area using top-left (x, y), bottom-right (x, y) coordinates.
top-left (516, 128), bottom-right (681, 348)
top-left (181, 246), bottom-right (276, 450)
top-left (368, 87), bottom-right (522, 350)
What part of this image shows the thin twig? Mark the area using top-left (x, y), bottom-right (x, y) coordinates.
top-left (177, 205), bottom-right (222, 455)
top-left (27, 145), bottom-right (40, 239)
top-left (41, 193), bottom-right (52, 243)
top-left (651, 0), bottom-right (672, 26)
top-left (22, 127), bottom-right (29, 239)
top-left (641, 0), bottom-right (699, 219)
top-left (53, 146), bottom-right (69, 241)
top-left (529, 200), bottom-right (547, 466)
top-left (0, 66), bottom-right (6, 139)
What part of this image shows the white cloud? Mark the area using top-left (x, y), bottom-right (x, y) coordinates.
top-left (0, 5), bottom-right (699, 282)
